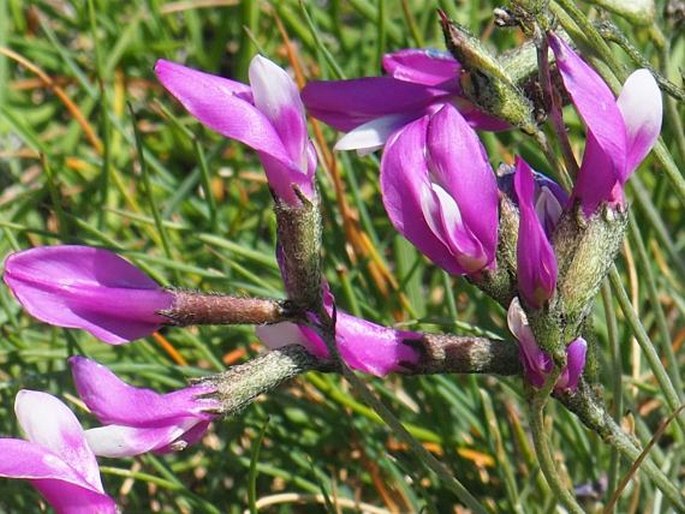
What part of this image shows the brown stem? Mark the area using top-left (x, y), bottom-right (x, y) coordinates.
top-left (162, 291), bottom-right (294, 326)
top-left (407, 334), bottom-right (522, 375)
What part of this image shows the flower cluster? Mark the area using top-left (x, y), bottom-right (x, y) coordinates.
top-left (0, 22), bottom-right (663, 511)
top-left (302, 32), bottom-right (662, 389)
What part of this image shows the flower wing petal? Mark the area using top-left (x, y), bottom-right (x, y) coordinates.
top-left (426, 104), bottom-right (498, 268)
top-left (616, 69), bottom-right (663, 176)
top-left (334, 311), bottom-right (420, 376)
top-left (15, 391), bottom-right (103, 492)
top-left (549, 34), bottom-right (627, 182)
top-left (69, 357), bottom-right (216, 426)
top-left (380, 116), bottom-right (465, 275)
top-left (382, 49), bottom-right (461, 87)
top-left (84, 420), bottom-right (198, 458)
top-left (334, 114), bottom-right (413, 153)
top-left (0, 439), bottom-right (116, 514)
top-left (302, 77), bottom-right (449, 131)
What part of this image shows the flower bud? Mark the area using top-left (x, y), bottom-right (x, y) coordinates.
top-left (553, 204), bottom-right (628, 326)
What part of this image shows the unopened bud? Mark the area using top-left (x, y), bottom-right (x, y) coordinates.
top-left (439, 11), bottom-right (538, 134)
top-left (275, 190), bottom-right (323, 311)
top-left (553, 203), bottom-right (628, 327)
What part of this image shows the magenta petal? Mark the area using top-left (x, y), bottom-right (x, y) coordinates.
top-left (4, 246), bottom-right (172, 344)
top-left (256, 313), bottom-right (420, 377)
top-left (248, 56), bottom-right (316, 202)
top-left (514, 158), bottom-right (557, 309)
top-left (156, 58), bottom-right (313, 204)
top-left (549, 34), bottom-right (627, 178)
top-left (249, 55), bottom-right (308, 169)
top-left (572, 133), bottom-right (622, 215)
top-left (557, 338), bottom-right (587, 391)
top-left (301, 77), bottom-right (450, 132)
top-left (33, 480), bottom-right (117, 514)
top-left (333, 310), bottom-right (420, 376)
top-left (15, 391), bottom-right (102, 492)
top-left (70, 357), bottom-right (217, 426)
top-left (426, 104), bottom-right (498, 268)
top-left (381, 116), bottom-right (465, 275)
top-left (155, 60), bottom-right (293, 168)
top-left (382, 49), bottom-right (461, 88)
top-left (0, 439), bottom-right (116, 514)
top-left (616, 69), bottom-right (663, 176)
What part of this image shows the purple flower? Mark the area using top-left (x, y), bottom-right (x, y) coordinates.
top-left (155, 56), bottom-right (317, 205)
top-left (549, 34), bottom-right (662, 216)
top-left (507, 298), bottom-right (587, 391)
top-left (301, 48), bottom-right (508, 153)
top-left (513, 157), bottom-right (558, 309)
top-left (256, 286), bottom-right (420, 377)
top-left (0, 390), bottom-right (117, 514)
top-left (70, 356), bottom-right (219, 458)
top-left (380, 103), bottom-right (499, 276)
top-left (3, 245), bottom-right (172, 344)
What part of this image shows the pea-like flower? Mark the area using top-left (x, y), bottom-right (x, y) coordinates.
top-left (301, 48), bottom-right (508, 153)
top-left (155, 56), bottom-right (316, 205)
top-left (507, 298), bottom-right (587, 391)
top-left (549, 33), bottom-right (662, 216)
top-left (0, 390), bottom-right (117, 514)
top-left (3, 245), bottom-right (172, 344)
top-left (70, 356), bottom-right (219, 458)
top-left (380, 103), bottom-right (499, 276)
top-left (257, 286), bottom-right (420, 377)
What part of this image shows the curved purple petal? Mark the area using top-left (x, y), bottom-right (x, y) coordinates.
top-left (549, 33), bottom-right (627, 180)
top-left (557, 338), bottom-right (587, 391)
top-left (33, 480), bottom-right (117, 514)
top-left (301, 77), bottom-right (451, 131)
top-left (572, 132), bottom-right (622, 215)
top-left (257, 313), bottom-right (420, 377)
top-left (514, 158), bottom-right (557, 309)
top-left (14, 391), bottom-right (103, 492)
top-left (331, 310), bottom-right (420, 376)
top-left (382, 48), bottom-right (461, 88)
top-left (84, 420), bottom-right (201, 458)
top-left (381, 116), bottom-right (466, 275)
top-left (426, 104), bottom-right (498, 270)
top-left (0, 439), bottom-right (116, 514)
top-left (4, 246), bottom-right (172, 344)
top-left (156, 58), bottom-right (313, 204)
top-left (616, 69), bottom-right (663, 176)
top-left (249, 56), bottom-right (316, 201)
top-left (69, 357), bottom-right (217, 427)
top-left (507, 298), bottom-right (551, 388)
top-left (155, 59), bottom-right (280, 154)
top-left (155, 60), bottom-right (294, 168)
top-left (249, 55), bottom-right (308, 169)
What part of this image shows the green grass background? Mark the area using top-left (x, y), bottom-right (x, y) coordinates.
top-left (0, 0), bottom-right (683, 512)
